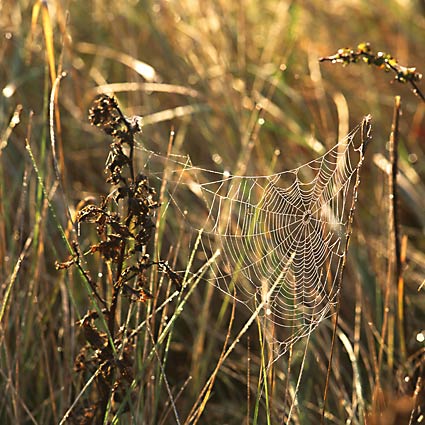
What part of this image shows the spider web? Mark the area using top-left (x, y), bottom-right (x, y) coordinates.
top-left (135, 117), bottom-right (370, 352)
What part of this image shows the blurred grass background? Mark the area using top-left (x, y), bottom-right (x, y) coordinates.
top-left (1, 0), bottom-right (424, 423)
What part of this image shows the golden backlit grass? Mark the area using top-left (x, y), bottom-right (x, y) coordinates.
top-left (1, 1), bottom-right (424, 423)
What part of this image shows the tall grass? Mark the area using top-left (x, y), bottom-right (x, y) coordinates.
top-left (1, 0), bottom-right (424, 423)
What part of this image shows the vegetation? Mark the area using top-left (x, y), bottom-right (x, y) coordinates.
top-left (1, 1), bottom-right (424, 424)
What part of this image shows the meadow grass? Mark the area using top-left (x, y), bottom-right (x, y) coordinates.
top-left (1, 1), bottom-right (424, 424)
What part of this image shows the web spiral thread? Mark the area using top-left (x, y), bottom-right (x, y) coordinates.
top-left (136, 117), bottom-right (370, 352)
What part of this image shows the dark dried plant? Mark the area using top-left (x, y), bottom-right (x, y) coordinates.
top-left (56, 95), bottom-right (181, 424)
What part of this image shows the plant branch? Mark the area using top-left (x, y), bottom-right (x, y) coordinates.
top-left (319, 43), bottom-right (424, 103)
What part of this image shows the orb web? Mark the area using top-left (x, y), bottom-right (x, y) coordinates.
top-left (135, 117), bottom-right (370, 352)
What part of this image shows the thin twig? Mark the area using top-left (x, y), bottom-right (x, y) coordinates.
top-left (390, 97), bottom-right (402, 287)
top-left (388, 97), bottom-right (407, 361)
top-left (377, 97), bottom-right (402, 376)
